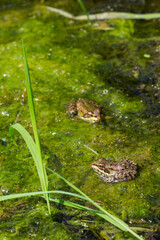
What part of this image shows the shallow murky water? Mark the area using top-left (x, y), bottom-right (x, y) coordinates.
top-left (0, 1), bottom-right (160, 239)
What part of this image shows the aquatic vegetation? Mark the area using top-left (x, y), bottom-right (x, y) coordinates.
top-left (0, 42), bottom-right (144, 240)
top-left (9, 41), bottom-right (51, 215)
top-left (44, 5), bottom-right (160, 20)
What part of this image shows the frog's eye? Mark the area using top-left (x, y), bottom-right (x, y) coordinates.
top-left (87, 111), bottom-right (93, 116)
top-left (98, 158), bottom-right (106, 163)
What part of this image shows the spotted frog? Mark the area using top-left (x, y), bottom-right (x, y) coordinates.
top-left (91, 158), bottom-right (138, 183)
top-left (66, 98), bottom-right (106, 123)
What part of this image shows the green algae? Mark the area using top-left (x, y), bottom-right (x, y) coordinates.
top-left (0, 1), bottom-right (160, 239)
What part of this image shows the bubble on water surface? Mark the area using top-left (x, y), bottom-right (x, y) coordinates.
top-left (1, 111), bottom-right (9, 117)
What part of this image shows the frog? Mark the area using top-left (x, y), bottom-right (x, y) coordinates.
top-left (66, 98), bottom-right (106, 123)
top-left (91, 158), bottom-right (138, 183)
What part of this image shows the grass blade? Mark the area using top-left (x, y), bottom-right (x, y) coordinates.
top-left (46, 167), bottom-right (144, 240)
top-left (0, 190), bottom-right (87, 201)
top-left (77, 0), bottom-right (90, 22)
top-left (10, 123), bottom-right (43, 186)
top-left (21, 40), bottom-right (50, 214)
top-left (0, 188), bottom-right (143, 238)
top-left (49, 198), bottom-right (128, 230)
top-left (0, 189), bottom-right (126, 230)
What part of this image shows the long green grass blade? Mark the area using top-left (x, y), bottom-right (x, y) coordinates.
top-left (0, 190), bottom-right (87, 201)
top-left (49, 198), bottom-right (127, 230)
top-left (49, 198), bottom-right (105, 214)
top-left (46, 167), bottom-right (144, 240)
top-left (10, 123), bottom-right (44, 185)
top-left (50, 198), bottom-right (96, 211)
top-left (0, 187), bottom-right (142, 237)
top-left (0, 189), bottom-right (128, 230)
top-left (77, 0), bottom-right (90, 22)
top-left (0, 188), bottom-right (143, 238)
top-left (21, 40), bottom-right (50, 214)
top-left (0, 189), bottom-right (121, 228)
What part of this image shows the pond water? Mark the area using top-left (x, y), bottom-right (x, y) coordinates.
top-left (0, 0), bottom-right (160, 239)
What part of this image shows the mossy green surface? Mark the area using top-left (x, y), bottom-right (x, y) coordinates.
top-left (0, 1), bottom-right (160, 239)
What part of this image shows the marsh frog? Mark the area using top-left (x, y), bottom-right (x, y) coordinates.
top-left (66, 98), bottom-right (105, 122)
top-left (91, 158), bottom-right (137, 183)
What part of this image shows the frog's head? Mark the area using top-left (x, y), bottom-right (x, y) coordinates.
top-left (91, 158), bottom-right (110, 174)
top-left (86, 108), bottom-right (101, 122)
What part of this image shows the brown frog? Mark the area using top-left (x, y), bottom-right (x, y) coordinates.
top-left (91, 158), bottom-right (138, 183)
top-left (66, 98), bottom-right (106, 123)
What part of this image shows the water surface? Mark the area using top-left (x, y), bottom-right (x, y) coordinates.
top-left (0, 1), bottom-right (160, 239)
